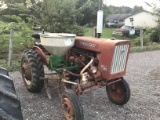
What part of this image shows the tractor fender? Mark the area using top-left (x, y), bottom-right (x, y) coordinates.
top-left (33, 46), bottom-right (48, 65)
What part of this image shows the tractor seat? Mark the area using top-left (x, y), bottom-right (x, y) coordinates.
top-left (31, 33), bottom-right (41, 44)
top-left (32, 33), bottom-right (40, 39)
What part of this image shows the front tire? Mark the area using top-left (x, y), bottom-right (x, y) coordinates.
top-left (21, 49), bottom-right (44, 92)
top-left (106, 78), bottom-right (130, 106)
top-left (61, 89), bottom-right (84, 120)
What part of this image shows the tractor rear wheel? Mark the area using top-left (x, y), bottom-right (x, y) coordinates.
top-left (0, 67), bottom-right (23, 120)
top-left (61, 89), bottom-right (84, 120)
top-left (106, 78), bottom-right (130, 106)
top-left (21, 49), bottom-right (44, 92)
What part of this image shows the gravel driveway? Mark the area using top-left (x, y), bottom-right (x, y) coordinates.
top-left (10, 50), bottom-right (160, 120)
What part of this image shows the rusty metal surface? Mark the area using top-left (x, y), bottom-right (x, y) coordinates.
top-left (74, 36), bottom-right (131, 80)
top-left (62, 97), bottom-right (74, 120)
top-left (107, 80), bottom-right (125, 102)
top-left (33, 46), bottom-right (49, 65)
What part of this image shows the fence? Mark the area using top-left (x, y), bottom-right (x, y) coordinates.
top-left (0, 29), bottom-right (32, 70)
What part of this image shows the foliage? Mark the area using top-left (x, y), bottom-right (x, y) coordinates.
top-left (145, 1), bottom-right (160, 43)
top-left (0, 0), bottom-right (145, 34)
top-left (77, 0), bottom-right (99, 26)
top-left (76, 1), bottom-right (135, 26)
top-left (29, 0), bottom-right (84, 35)
top-left (130, 43), bottom-right (160, 53)
top-left (1, 0), bottom-right (26, 4)
top-left (107, 5), bottom-right (132, 14)
top-left (106, 5), bottom-right (143, 15)
top-left (131, 27), bottom-right (160, 46)
top-left (0, 16), bottom-right (33, 54)
top-left (132, 28), bottom-right (159, 46)
top-left (147, 28), bottom-right (160, 43)
top-left (1, 0), bottom-right (90, 45)
top-left (67, 25), bottom-right (85, 35)
top-left (132, 6), bottom-right (143, 14)
top-left (0, 58), bottom-right (20, 71)
top-left (133, 35), bottom-right (150, 46)
top-left (0, 3), bottom-right (30, 22)
top-left (103, 5), bottom-right (111, 23)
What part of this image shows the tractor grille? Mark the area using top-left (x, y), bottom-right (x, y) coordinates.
top-left (110, 44), bottom-right (129, 74)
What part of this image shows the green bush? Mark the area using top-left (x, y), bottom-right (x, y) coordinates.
top-left (69, 25), bottom-right (85, 36)
top-left (133, 34), bottom-right (150, 46)
top-left (48, 24), bottom-right (84, 36)
top-left (149, 28), bottom-right (160, 43)
top-left (132, 28), bottom-right (160, 46)
top-left (1, 16), bottom-right (17, 23)
top-left (0, 17), bottom-right (33, 53)
top-left (130, 43), bottom-right (160, 53)
top-left (141, 28), bottom-right (160, 43)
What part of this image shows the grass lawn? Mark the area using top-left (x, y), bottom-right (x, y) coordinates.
top-left (84, 27), bottom-right (113, 38)
top-left (84, 27), bottom-right (136, 41)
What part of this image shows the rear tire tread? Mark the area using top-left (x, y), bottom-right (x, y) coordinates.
top-left (21, 49), bottom-right (44, 92)
top-left (0, 69), bottom-right (23, 120)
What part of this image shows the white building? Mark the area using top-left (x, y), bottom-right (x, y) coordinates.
top-left (124, 10), bottom-right (158, 28)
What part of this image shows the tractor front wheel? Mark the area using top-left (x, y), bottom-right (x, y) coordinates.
top-left (106, 78), bottom-right (130, 106)
top-left (21, 49), bottom-right (44, 92)
top-left (61, 89), bottom-right (84, 120)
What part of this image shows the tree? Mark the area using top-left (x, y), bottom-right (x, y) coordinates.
top-left (28, 0), bottom-right (84, 34)
top-left (76, 0), bottom-right (99, 26)
top-left (1, 0), bottom-right (27, 6)
top-left (132, 6), bottom-right (143, 14)
top-left (107, 5), bottom-right (132, 14)
top-left (0, 2), bottom-right (30, 22)
top-left (103, 5), bottom-right (111, 23)
top-left (145, 1), bottom-right (160, 42)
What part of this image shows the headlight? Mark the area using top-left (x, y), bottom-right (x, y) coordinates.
top-left (90, 66), bottom-right (97, 74)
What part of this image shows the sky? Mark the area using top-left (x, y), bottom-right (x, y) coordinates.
top-left (105, 0), bottom-right (159, 11)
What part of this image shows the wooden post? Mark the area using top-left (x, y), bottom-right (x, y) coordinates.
top-left (140, 29), bottom-right (143, 49)
top-left (90, 28), bottom-right (93, 37)
top-left (94, 27), bottom-right (97, 38)
top-left (8, 28), bottom-right (14, 66)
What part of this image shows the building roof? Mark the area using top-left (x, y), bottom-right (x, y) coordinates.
top-left (106, 14), bottom-right (131, 22)
top-left (125, 10), bottom-right (154, 19)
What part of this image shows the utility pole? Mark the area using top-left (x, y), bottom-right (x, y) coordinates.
top-left (99, 0), bottom-right (103, 10)
top-left (140, 29), bottom-right (144, 49)
top-left (97, 0), bottom-right (103, 38)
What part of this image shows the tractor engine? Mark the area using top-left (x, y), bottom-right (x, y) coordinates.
top-left (67, 36), bottom-right (130, 93)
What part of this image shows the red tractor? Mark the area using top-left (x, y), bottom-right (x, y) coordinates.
top-left (21, 32), bottom-right (131, 120)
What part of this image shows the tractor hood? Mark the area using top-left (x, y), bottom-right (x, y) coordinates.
top-left (74, 36), bottom-right (131, 80)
